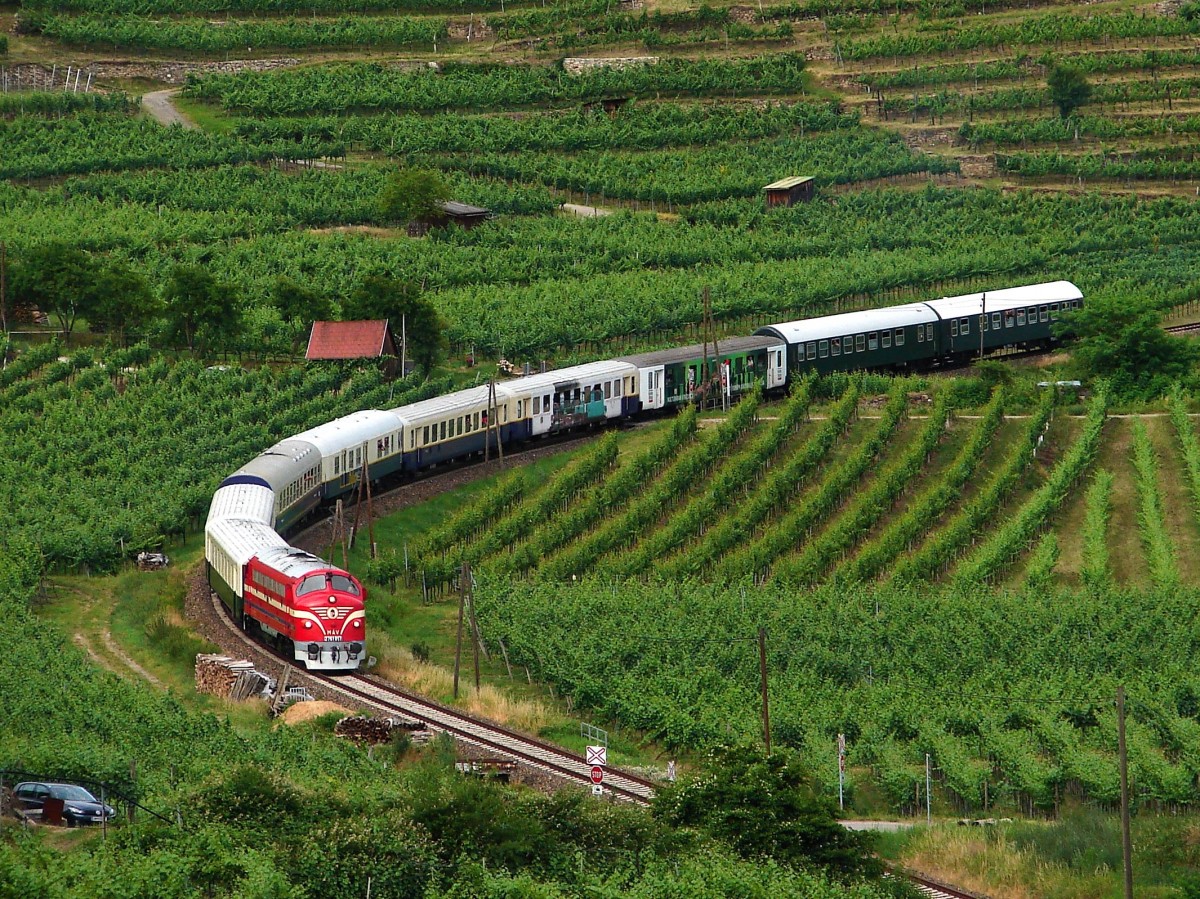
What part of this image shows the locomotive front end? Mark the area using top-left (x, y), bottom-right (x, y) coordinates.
top-left (292, 569), bottom-right (367, 672)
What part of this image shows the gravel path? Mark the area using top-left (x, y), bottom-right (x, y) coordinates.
top-left (142, 89), bottom-right (195, 129)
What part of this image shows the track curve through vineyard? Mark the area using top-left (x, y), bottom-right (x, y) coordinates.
top-left (190, 429), bottom-right (665, 801)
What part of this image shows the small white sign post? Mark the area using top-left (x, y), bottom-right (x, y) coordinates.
top-left (586, 745), bottom-right (607, 766)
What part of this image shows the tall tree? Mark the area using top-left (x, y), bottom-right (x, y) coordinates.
top-left (344, 274), bottom-right (445, 373)
top-left (1060, 294), bottom-right (1199, 399)
top-left (92, 262), bottom-right (161, 348)
top-left (1047, 64), bottom-right (1092, 119)
top-left (378, 168), bottom-right (451, 227)
top-left (271, 276), bottom-right (332, 354)
top-left (162, 265), bottom-right (241, 357)
top-left (13, 243), bottom-right (101, 342)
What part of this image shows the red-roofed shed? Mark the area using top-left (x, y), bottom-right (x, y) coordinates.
top-left (306, 320), bottom-right (399, 375)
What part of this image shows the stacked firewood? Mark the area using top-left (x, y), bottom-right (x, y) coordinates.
top-left (195, 654), bottom-right (267, 700)
top-left (334, 716), bottom-right (395, 744)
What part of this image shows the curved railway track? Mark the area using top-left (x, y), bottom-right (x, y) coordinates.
top-left (206, 581), bottom-right (657, 805)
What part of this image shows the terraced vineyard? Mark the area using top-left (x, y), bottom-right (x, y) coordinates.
top-left (366, 378), bottom-right (1200, 816)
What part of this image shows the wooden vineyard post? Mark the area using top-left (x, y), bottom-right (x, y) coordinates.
top-left (1118, 685), bottom-right (1133, 899)
top-left (758, 627), bottom-right (771, 755)
top-left (453, 564), bottom-right (467, 699)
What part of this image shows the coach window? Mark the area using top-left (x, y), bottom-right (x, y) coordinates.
top-left (603, 382), bottom-right (611, 399)
top-left (981, 315), bottom-right (988, 331)
top-left (868, 332), bottom-right (878, 351)
top-left (991, 312), bottom-right (1001, 329)
top-left (503, 405), bottom-right (508, 422)
top-left (950, 320), bottom-right (959, 337)
top-left (440, 421), bottom-right (447, 441)
top-left (1028, 307), bottom-right (1037, 323)
top-left (855, 334), bottom-right (865, 352)
top-left (818, 339), bottom-right (829, 358)
top-left (1016, 310), bottom-right (1026, 326)
top-left (960, 318), bottom-right (969, 335)
top-left (926, 324), bottom-right (934, 341)
top-left (804, 341), bottom-right (816, 361)
top-left (517, 400), bottom-right (524, 418)
top-left (1005, 313), bottom-right (1015, 328)
top-left (917, 326), bottom-right (924, 343)
top-left (616, 378), bottom-right (623, 397)
top-left (895, 328), bottom-right (905, 346)
top-left (533, 396), bottom-right (541, 415)
top-left (881, 331), bottom-right (892, 349)
top-left (1040, 306), bottom-right (1049, 322)
top-left (831, 338), bottom-right (841, 356)
top-left (474, 412), bottom-right (481, 430)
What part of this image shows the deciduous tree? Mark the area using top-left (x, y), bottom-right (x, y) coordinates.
top-left (378, 168), bottom-right (451, 227)
top-left (1061, 294), bottom-right (1199, 399)
top-left (162, 265), bottom-right (241, 357)
top-left (13, 243), bottom-right (101, 342)
top-left (344, 274), bottom-right (445, 372)
top-left (1047, 64), bottom-right (1092, 119)
top-left (654, 744), bottom-right (877, 878)
top-left (93, 262), bottom-right (161, 348)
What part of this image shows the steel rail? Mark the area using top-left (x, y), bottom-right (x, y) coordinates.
top-left (207, 587), bottom-right (655, 804)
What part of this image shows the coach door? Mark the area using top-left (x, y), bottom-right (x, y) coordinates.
top-left (645, 368), bottom-right (663, 409)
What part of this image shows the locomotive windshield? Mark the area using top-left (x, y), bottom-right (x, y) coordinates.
top-left (296, 573), bottom-right (360, 596)
top-left (296, 575), bottom-right (324, 596)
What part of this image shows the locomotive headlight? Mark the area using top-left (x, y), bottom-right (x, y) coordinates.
top-left (303, 621), bottom-right (312, 629)
top-left (354, 620), bottom-right (362, 628)
top-left (329, 595), bottom-right (336, 603)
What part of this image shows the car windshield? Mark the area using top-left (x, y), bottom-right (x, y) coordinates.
top-left (50, 785), bottom-right (95, 801)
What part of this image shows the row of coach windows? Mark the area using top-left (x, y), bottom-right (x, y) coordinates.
top-left (800, 328), bottom-right (907, 361)
top-left (950, 317), bottom-right (971, 337)
top-left (252, 570), bottom-right (285, 597)
top-left (417, 407), bottom-right (502, 449)
top-left (980, 300), bottom-right (1079, 332)
top-left (333, 446), bottom-right (363, 477)
top-left (278, 464), bottom-right (321, 513)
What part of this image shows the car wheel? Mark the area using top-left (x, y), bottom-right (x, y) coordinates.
top-left (63, 815), bottom-right (75, 828)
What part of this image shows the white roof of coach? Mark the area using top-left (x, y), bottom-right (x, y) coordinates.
top-left (758, 303), bottom-right (939, 345)
top-left (924, 281), bottom-right (1083, 319)
top-left (257, 544), bottom-right (332, 579)
top-left (291, 409), bottom-right (402, 457)
top-left (499, 360), bottom-right (638, 396)
top-left (392, 385), bottom-right (495, 427)
top-left (207, 518), bottom-right (289, 567)
top-left (207, 483), bottom-right (276, 527)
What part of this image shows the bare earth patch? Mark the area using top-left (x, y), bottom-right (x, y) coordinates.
top-left (277, 700), bottom-right (351, 725)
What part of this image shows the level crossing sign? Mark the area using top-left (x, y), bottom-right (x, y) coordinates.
top-left (586, 745), bottom-right (607, 766)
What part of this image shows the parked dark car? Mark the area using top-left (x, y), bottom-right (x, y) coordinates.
top-left (13, 782), bottom-right (116, 826)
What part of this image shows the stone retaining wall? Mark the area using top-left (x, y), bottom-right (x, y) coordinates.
top-left (562, 56), bottom-right (658, 76)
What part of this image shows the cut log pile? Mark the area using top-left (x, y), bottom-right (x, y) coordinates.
top-left (334, 715), bottom-right (429, 745)
top-left (195, 654), bottom-right (269, 700)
